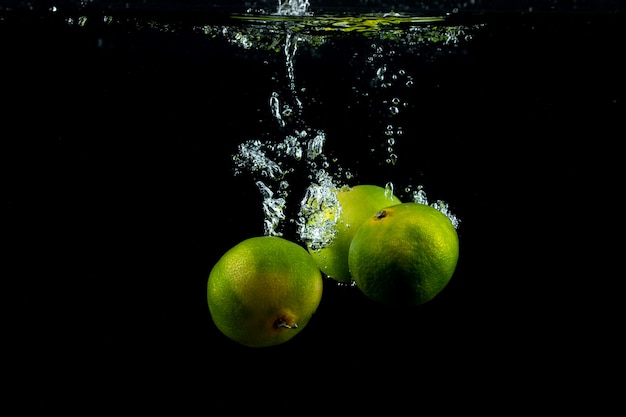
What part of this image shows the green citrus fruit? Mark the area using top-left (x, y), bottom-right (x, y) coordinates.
top-left (348, 202), bottom-right (459, 306)
top-left (207, 236), bottom-right (323, 347)
top-left (307, 184), bottom-right (401, 283)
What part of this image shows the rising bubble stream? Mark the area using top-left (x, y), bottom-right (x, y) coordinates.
top-left (228, 3), bottom-right (467, 248)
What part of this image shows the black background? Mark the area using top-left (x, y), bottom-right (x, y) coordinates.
top-left (5, 1), bottom-right (624, 411)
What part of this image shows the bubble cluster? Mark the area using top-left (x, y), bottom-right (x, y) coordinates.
top-left (296, 170), bottom-right (341, 250)
top-left (276, 0), bottom-right (312, 17)
top-left (233, 129), bottom-right (330, 236)
top-left (256, 181), bottom-right (287, 236)
top-left (404, 184), bottom-right (461, 229)
top-left (228, 11), bottom-right (464, 243)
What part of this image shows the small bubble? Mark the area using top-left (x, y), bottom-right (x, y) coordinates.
top-left (376, 65), bottom-right (387, 81)
top-left (389, 106), bottom-right (399, 115)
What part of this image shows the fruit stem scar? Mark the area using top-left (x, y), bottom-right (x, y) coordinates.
top-left (374, 210), bottom-right (387, 219)
top-left (274, 318), bottom-right (298, 329)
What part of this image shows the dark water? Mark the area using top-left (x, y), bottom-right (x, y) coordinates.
top-left (5, 4), bottom-right (624, 408)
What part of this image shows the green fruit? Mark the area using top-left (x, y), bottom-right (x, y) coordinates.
top-left (306, 184), bottom-right (401, 283)
top-left (348, 202), bottom-right (459, 306)
top-left (207, 236), bottom-right (323, 347)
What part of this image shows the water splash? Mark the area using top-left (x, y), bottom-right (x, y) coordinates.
top-left (228, 5), bottom-right (464, 245)
top-left (296, 170), bottom-right (341, 250)
top-left (276, 0), bottom-right (312, 16)
top-left (256, 181), bottom-right (287, 236)
top-left (270, 31), bottom-right (304, 129)
top-left (405, 185), bottom-right (461, 229)
top-left (284, 32), bottom-right (302, 106)
top-left (233, 139), bottom-right (286, 180)
top-left (233, 129), bottom-right (331, 237)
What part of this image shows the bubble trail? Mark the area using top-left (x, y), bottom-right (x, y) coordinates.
top-left (224, 9), bottom-right (469, 244)
top-left (256, 181), bottom-right (287, 236)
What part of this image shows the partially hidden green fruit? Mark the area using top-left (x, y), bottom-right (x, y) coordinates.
top-left (207, 236), bottom-right (323, 347)
top-left (307, 184), bottom-right (401, 283)
top-left (349, 202), bottom-right (459, 306)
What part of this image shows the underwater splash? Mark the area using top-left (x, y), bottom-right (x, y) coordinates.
top-left (225, 2), bottom-right (470, 244)
top-left (276, 0), bottom-right (312, 17)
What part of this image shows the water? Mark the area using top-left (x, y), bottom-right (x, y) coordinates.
top-left (204, 4), bottom-right (472, 240)
top-left (6, 1), bottom-right (625, 399)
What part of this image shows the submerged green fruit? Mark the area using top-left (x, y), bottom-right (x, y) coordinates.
top-left (306, 184), bottom-right (401, 283)
top-left (207, 236), bottom-right (323, 347)
top-left (349, 202), bottom-right (459, 306)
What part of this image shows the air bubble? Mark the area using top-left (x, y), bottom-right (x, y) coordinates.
top-left (384, 182), bottom-right (395, 199)
top-left (376, 65), bottom-right (387, 81)
top-left (385, 154), bottom-right (398, 165)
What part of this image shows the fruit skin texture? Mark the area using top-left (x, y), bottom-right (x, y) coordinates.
top-left (348, 202), bottom-right (459, 307)
top-left (207, 236), bottom-right (323, 348)
top-left (307, 184), bottom-right (401, 283)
